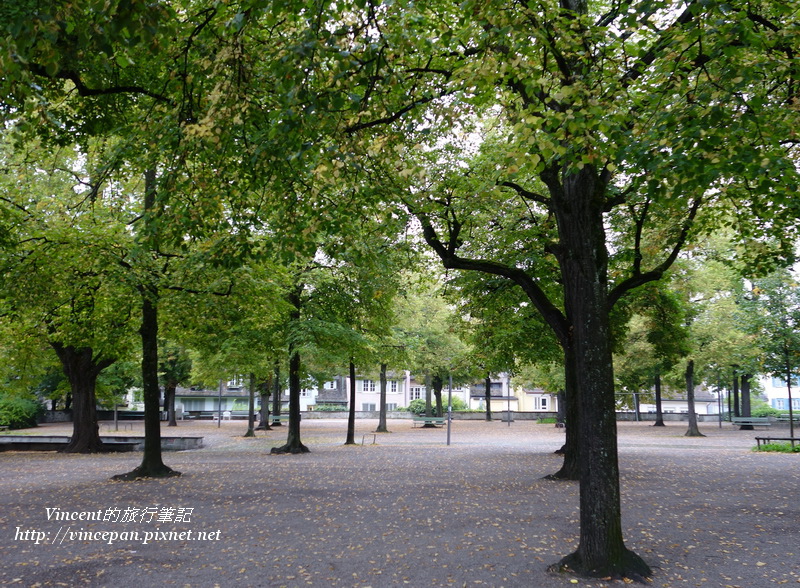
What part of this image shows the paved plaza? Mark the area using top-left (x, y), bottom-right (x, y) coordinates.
top-left (0, 418), bottom-right (798, 587)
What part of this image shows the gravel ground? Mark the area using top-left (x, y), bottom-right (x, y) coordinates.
top-left (0, 418), bottom-right (797, 588)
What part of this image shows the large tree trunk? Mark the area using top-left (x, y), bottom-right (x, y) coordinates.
top-left (375, 362), bottom-right (389, 433)
top-left (114, 289), bottom-right (180, 479)
top-left (550, 166), bottom-right (650, 579)
top-left (345, 360), bottom-right (357, 445)
top-left (684, 360), bottom-right (704, 437)
top-left (653, 372), bottom-right (665, 427)
top-left (484, 374), bottom-right (492, 421)
top-left (51, 343), bottom-right (113, 453)
top-left (739, 374), bottom-right (753, 430)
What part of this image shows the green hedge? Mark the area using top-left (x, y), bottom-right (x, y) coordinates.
top-left (0, 396), bottom-right (44, 430)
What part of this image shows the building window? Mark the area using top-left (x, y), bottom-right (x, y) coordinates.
top-left (362, 403), bottom-right (376, 411)
top-left (227, 376), bottom-right (244, 389)
top-left (387, 403), bottom-right (398, 411)
top-left (301, 388), bottom-right (313, 397)
top-left (325, 381), bottom-right (337, 389)
top-left (411, 386), bottom-right (423, 400)
top-left (362, 379), bottom-right (376, 392)
top-left (532, 396), bottom-right (548, 411)
top-left (389, 381), bottom-right (398, 394)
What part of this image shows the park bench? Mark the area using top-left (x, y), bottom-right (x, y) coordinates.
top-left (100, 422), bottom-right (134, 431)
top-left (755, 436), bottom-right (800, 448)
top-left (412, 416), bottom-right (447, 427)
top-left (731, 417), bottom-right (771, 428)
top-left (776, 415), bottom-right (800, 423)
top-left (271, 415), bottom-right (296, 424)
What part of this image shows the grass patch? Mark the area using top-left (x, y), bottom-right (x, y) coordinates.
top-left (537, 417), bottom-right (558, 424)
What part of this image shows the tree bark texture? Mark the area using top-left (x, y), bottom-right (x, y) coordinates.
top-left (51, 343), bottom-right (113, 453)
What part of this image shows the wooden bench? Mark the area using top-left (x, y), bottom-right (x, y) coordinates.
top-left (731, 417), bottom-right (771, 428)
top-left (412, 416), bottom-right (446, 427)
top-left (776, 416), bottom-right (800, 423)
top-left (755, 436), bottom-right (800, 448)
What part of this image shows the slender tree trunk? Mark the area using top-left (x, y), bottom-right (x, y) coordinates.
top-left (272, 287), bottom-right (308, 454)
top-left (345, 360), bottom-right (357, 445)
top-left (484, 374), bottom-right (492, 421)
top-left (653, 372), bottom-right (665, 427)
top-left (732, 371), bottom-right (740, 418)
top-left (550, 166), bottom-right (650, 579)
top-left (113, 168), bottom-right (178, 479)
top-left (51, 343), bottom-right (113, 453)
top-left (244, 372), bottom-right (256, 437)
top-left (375, 362), bottom-right (389, 433)
top-left (271, 361), bottom-right (282, 426)
top-left (684, 360), bottom-right (704, 437)
top-left (739, 374), bottom-right (753, 430)
top-left (258, 373), bottom-right (272, 430)
top-left (114, 288), bottom-right (180, 479)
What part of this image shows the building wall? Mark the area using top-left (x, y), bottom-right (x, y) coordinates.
top-left (761, 375), bottom-right (800, 411)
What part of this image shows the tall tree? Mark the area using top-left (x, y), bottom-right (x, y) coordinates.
top-left (741, 269), bottom-right (800, 441)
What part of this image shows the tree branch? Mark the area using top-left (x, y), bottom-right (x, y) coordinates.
top-left (417, 212), bottom-right (570, 345)
top-left (608, 195), bottom-right (702, 309)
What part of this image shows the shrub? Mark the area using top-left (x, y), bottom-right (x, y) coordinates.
top-left (0, 396), bottom-right (44, 430)
top-left (313, 404), bottom-right (347, 412)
